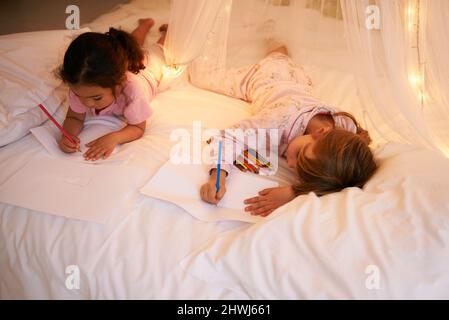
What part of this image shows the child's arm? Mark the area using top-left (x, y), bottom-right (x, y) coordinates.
top-left (200, 168), bottom-right (228, 205)
top-left (243, 186), bottom-right (296, 217)
top-left (58, 108), bottom-right (86, 153)
top-left (83, 121), bottom-right (146, 161)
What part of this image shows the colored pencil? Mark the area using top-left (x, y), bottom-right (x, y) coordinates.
top-left (38, 104), bottom-right (80, 151)
top-left (216, 140), bottom-right (223, 193)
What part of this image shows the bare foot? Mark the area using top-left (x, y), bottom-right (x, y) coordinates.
top-left (266, 38), bottom-right (289, 56)
top-left (139, 18), bottom-right (155, 30)
top-left (268, 43), bottom-right (289, 56)
top-left (159, 24), bottom-right (168, 33)
top-left (157, 24), bottom-right (168, 45)
top-left (131, 18), bottom-right (155, 46)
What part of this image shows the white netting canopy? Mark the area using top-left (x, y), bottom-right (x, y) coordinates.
top-left (161, 0), bottom-right (449, 156)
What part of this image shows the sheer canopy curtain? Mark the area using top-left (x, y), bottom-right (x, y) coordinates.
top-left (341, 0), bottom-right (449, 156)
top-left (187, 0), bottom-right (232, 91)
top-left (163, 0), bottom-right (229, 71)
top-left (158, 0), bottom-right (230, 89)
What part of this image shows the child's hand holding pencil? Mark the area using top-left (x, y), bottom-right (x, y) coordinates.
top-left (58, 134), bottom-right (81, 153)
top-left (201, 139), bottom-right (227, 205)
top-left (200, 169), bottom-right (227, 205)
top-left (38, 103), bottom-right (82, 153)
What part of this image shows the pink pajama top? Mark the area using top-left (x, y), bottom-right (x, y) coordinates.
top-left (68, 71), bottom-right (156, 125)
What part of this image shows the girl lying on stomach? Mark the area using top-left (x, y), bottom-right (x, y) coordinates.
top-left (200, 41), bottom-right (377, 217)
top-left (57, 19), bottom-right (166, 160)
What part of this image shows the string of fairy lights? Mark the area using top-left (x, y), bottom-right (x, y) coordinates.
top-left (407, 0), bottom-right (426, 109)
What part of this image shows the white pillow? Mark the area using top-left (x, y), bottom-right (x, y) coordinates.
top-left (180, 143), bottom-right (449, 299)
top-left (0, 28), bottom-right (90, 146)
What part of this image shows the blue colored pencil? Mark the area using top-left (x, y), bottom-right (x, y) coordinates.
top-left (216, 140), bottom-right (223, 193)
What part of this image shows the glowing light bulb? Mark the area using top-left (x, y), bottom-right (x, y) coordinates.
top-left (406, 3), bottom-right (416, 31)
top-left (407, 5), bottom-right (415, 18)
top-left (409, 73), bottom-right (421, 87)
top-left (162, 64), bottom-right (185, 78)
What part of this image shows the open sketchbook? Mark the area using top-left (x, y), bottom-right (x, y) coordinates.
top-left (140, 161), bottom-right (279, 223)
top-left (0, 157), bottom-right (145, 224)
top-left (30, 116), bottom-right (131, 164)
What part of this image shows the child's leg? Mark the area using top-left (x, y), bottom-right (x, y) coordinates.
top-left (196, 39), bottom-right (301, 113)
top-left (235, 40), bottom-right (313, 116)
top-left (217, 39), bottom-right (290, 102)
top-left (208, 50), bottom-right (289, 103)
top-left (131, 18), bottom-right (155, 46)
top-left (211, 64), bottom-right (260, 102)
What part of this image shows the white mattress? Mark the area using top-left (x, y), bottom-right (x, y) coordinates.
top-left (1, 1), bottom-right (449, 300)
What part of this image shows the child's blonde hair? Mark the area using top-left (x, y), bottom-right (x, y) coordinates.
top-left (294, 126), bottom-right (377, 197)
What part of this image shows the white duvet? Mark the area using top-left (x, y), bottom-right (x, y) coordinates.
top-left (180, 143), bottom-right (449, 299)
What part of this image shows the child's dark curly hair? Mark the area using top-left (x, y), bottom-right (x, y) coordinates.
top-left (58, 27), bottom-right (145, 89)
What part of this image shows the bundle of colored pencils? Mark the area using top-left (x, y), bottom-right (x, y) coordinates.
top-left (233, 148), bottom-right (273, 175)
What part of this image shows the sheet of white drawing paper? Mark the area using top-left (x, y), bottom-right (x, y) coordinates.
top-left (30, 116), bottom-right (131, 164)
top-left (140, 161), bottom-right (279, 223)
top-left (0, 157), bottom-right (145, 224)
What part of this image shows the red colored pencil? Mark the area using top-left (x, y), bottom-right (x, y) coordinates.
top-left (38, 104), bottom-right (79, 151)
